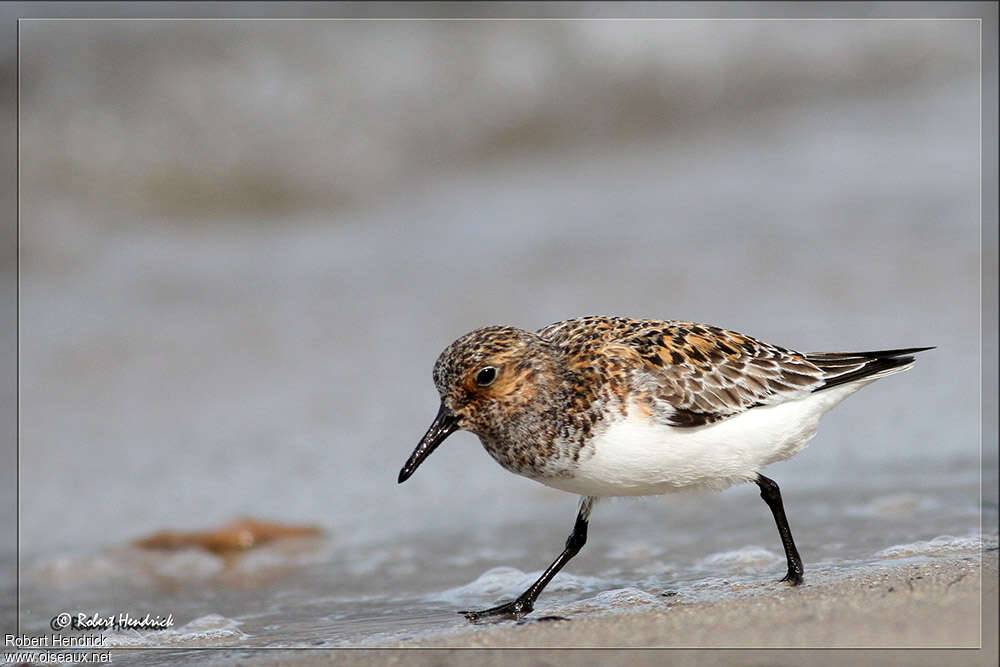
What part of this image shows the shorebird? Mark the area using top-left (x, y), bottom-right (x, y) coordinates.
top-left (398, 316), bottom-right (931, 621)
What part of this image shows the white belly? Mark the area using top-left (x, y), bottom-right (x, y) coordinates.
top-left (539, 381), bottom-right (870, 497)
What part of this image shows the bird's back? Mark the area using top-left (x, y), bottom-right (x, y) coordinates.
top-left (536, 316), bottom-right (930, 429)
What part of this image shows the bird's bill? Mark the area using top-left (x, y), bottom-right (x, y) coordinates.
top-left (398, 403), bottom-right (459, 483)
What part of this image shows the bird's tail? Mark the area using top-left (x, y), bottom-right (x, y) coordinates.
top-left (805, 347), bottom-right (934, 392)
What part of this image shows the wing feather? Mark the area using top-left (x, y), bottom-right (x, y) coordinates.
top-left (595, 321), bottom-right (826, 427)
top-left (537, 317), bottom-right (930, 429)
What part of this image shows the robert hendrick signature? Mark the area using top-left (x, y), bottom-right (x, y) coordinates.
top-left (51, 612), bottom-right (175, 632)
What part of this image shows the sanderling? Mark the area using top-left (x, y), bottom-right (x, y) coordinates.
top-left (398, 316), bottom-right (932, 621)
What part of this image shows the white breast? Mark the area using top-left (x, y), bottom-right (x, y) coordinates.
top-left (539, 380), bottom-right (873, 497)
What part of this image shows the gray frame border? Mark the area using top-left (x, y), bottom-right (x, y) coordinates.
top-left (3, 2), bottom-right (996, 662)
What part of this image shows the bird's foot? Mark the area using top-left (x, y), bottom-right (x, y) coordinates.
top-left (780, 570), bottom-right (803, 586)
top-left (460, 597), bottom-right (533, 623)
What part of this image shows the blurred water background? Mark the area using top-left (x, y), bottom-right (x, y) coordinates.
top-left (13, 13), bottom-right (996, 651)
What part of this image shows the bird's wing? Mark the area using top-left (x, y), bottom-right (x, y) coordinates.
top-left (600, 321), bottom-right (826, 427)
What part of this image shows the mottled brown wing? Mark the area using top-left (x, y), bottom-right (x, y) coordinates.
top-left (537, 316), bottom-right (655, 354)
top-left (605, 321), bottom-right (827, 427)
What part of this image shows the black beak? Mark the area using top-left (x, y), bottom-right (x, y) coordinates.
top-left (398, 403), bottom-right (460, 483)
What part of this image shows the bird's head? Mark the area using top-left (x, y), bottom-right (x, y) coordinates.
top-left (397, 326), bottom-right (558, 483)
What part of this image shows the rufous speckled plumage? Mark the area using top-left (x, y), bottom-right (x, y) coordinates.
top-left (398, 316), bottom-right (932, 621)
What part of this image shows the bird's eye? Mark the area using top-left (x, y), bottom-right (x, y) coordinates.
top-left (474, 366), bottom-right (498, 387)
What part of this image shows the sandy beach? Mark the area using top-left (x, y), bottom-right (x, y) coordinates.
top-left (107, 548), bottom-right (997, 666)
top-left (410, 552), bottom-right (996, 652)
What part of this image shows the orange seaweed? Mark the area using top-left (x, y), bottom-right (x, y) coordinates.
top-left (134, 518), bottom-right (322, 554)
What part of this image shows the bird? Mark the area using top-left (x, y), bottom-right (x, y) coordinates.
top-left (397, 316), bottom-right (932, 621)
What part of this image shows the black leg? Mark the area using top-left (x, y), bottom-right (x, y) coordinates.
top-left (461, 496), bottom-right (596, 622)
top-left (755, 474), bottom-right (804, 586)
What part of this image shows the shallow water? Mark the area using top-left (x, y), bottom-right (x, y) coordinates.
top-left (15, 74), bottom-right (991, 652)
top-left (17, 514), bottom-right (996, 649)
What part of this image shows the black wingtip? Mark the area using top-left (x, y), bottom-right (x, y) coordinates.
top-left (893, 346), bottom-right (935, 355)
top-left (809, 345), bottom-right (933, 392)
top-left (809, 346), bottom-right (935, 360)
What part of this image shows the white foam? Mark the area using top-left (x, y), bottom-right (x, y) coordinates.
top-left (100, 614), bottom-right (248, 647)
top-left (875, 533), bottom-right (998, 559)
top-left (425, 566), bottom-right (610, 606)
top-left (582, 587), bottom-right (665, 610)
top-left (696, 546), bottom-right (782, 573)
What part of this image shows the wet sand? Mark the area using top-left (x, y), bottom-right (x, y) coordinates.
top-left (405, 552), bottom-right (997, 655)
top-left (113, 548), bottom-right (997, 666)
